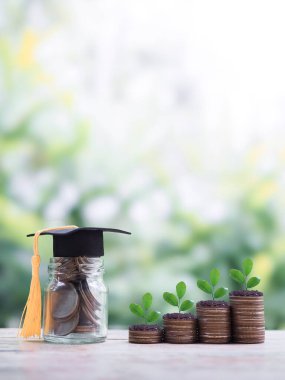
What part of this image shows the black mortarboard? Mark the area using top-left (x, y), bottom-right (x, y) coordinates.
top-left (27, 227), bottom-right (131, 258)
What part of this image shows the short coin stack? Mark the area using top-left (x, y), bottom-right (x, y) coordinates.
top-left (129, 326), bottom-right (162, 344)
top-left (163, 314), bottom-right (197, 343)
top-left (230, 291), bottom-right (265, 343)
top-left (196, 301), bottom-right (231, 343)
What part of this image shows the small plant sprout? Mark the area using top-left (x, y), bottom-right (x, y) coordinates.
top-left (163, 281), bottom-right (194, 313)
top-left (229, 258), bottom-right (261, 290)
top-left (129, 293), bottom-right (160, 324)
top-left (197, 268), bottom-right (228, 300)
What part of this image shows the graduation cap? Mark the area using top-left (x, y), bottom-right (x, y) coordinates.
top-left (27, 227), bottom-right (131, 258)
top-left (19, 225), bottom-right (131, 339)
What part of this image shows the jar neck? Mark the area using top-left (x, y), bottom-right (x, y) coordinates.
top-left (48, 256), bottom-right (104, 281)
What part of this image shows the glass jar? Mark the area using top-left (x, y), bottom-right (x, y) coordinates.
top-left (43, 257), bottom-right (108, 344)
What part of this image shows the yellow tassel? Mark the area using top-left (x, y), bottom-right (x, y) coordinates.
top-left (18, 225), bottom-right (78, 339)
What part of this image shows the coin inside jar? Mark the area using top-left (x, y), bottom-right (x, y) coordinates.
top-left (77, 280), bottom-right (100, 325)
top-left (54, 312), bottom-right (80, 336)
top-left (51, 282), bottom-right (79, 320)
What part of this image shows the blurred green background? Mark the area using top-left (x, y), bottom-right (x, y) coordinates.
top-left (1, 1), bottom-right (285, 329)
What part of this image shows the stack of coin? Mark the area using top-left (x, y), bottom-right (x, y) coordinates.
top-left (196, 301), bottom-right (231, 343)
top-left (230, 291), bottom-right (265, 343)
top-left (129, 326), bottom-right (162, 344)
top-left (163, 313), bottom-right (197, 343)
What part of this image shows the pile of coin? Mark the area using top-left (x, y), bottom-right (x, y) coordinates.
top-left (230, 294), bottom-right (265, 343)
top-left (45, 257), bottom-right (101, 336)
top-left (129, 326), bottom-right (162, 344)
top-left (196, 302), bottom-right (231, 343)
top-left (163, 315), bottom-right (197, 344)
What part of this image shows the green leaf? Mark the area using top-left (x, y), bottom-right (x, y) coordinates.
top-left (129, 303), bottom-right (144, 318)
top-left (176, 281), bottom-right (186, 299)
top-left (142, 293), bottom-right (152, 310)
top-left (163, 292), bottom-right (179, 306)
top-left (229, 269), bottom-right (245, 284)
top-left (197, 279), bottom-right (212, 294)
top-left (247, 276), bottom-right (261, 289)
top-left (210, 268), bottom-right (220, 287)
top-left (214, 287), bottom-right (228, 299)
top-left (180, 299), bottom-right (194, 311)
top-left (146, 310), bottom-right (160, 323)
top-left (242, 258), bottom-right (253, 276)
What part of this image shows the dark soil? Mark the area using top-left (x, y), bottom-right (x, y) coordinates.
top-left (230, 290), bottom-right (263, 297)
top-left (163, 313), bottom-right (195, 320)
top-left (196, 300), bottom-right (229, 308)
top-left (129, 324), bottom-right (161, 331)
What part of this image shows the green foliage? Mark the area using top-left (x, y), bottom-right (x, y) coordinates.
top-left (197, 269), bottom-right (228, 301)
top-left (129, 293), bottom-right (160, 324)
top-left (214, 287), bottom-right (228, 298)
top-left (163, 281), bottom-right (194, 313)
top-left (142, 292), bottom-right (152, 310)
top-left (229, 269), bottom-right (245, 284)
top-left (210, 268), bottom-right (220, 286)
top-left (242, 258), bottom-right (253, 276)
top-left (197, 280), bottom-right (212, 294)
top-left (180, 300), bottom-right (194, 311)
top-left (176, 281), bottom-right (186, 299)
top-left (163, 292), bottom-right (179, 306)
top-left (129, 303), bottom-right (144, 318)
top-left (247, 277), bottom-right (261, 288)
top-left (229, 258), bottom-right (261, 290)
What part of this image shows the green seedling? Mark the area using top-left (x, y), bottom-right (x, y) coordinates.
top-left (197, 268), bottom-right (228, 300)
top-left (163, 281), bottom-right (194, 313)
top-left (229, 258), bottom-right (261, 290)
top-left (129, 292), bottom-right (160, 324)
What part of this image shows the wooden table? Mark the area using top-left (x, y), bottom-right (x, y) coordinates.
top-left (0, 329), bottom-right (284, 380)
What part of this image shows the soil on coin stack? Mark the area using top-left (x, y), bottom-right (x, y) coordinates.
top-left (229, 290), bottom-right (263, 297)
top-left (163, 313), bottom-right (195, 320)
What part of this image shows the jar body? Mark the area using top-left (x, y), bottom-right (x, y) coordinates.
top-left (43, 257), bottom-right (108, 344)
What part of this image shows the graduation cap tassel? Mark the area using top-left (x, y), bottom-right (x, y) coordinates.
top-left (18, 225), bottom-right (78, 339)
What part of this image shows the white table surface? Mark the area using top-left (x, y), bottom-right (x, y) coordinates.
top-left (0, 329), bottom-right (284, 380)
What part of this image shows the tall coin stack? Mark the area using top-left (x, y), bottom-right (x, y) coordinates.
top-left (230, 291), bottom-right (265, 343)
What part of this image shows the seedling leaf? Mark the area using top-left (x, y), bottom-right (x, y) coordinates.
top-left (210, 268), bottom-right (220, 287)
top-left (197, 279), bottom-right (212, 294)
top-left (163, 292), bottom-right (179, 306)
top-left (214, 287), bottom-right (228, 299)
top-left (176, 281), bottom-right (186, 299)
top-left (129, 303), bottom-right (144, 318)
top-left (247, 276), bottom-right (261, 289)
top-left (229, 269), bottom-right (245, 284)
top-left (142, 292), bottom-right (152, 310)
top-left (180, 300), bottom-right (194, 311)
top-left (146, 310), bottom-right (160, 323)
top-left (242, 258), bottom-right (253, 276)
